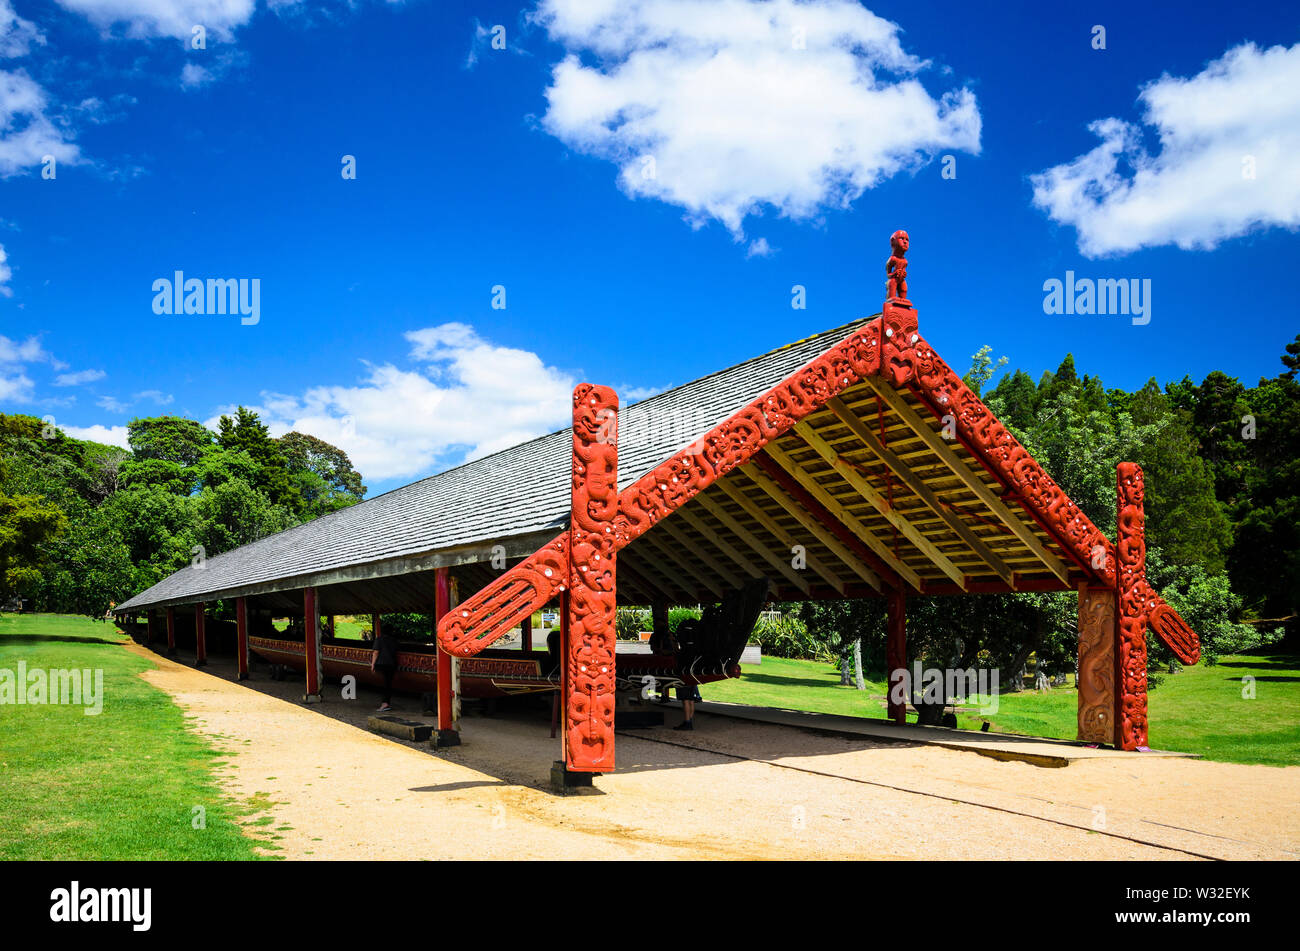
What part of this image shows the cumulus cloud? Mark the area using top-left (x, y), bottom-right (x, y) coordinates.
top-left (0, 242), bottom-right (10, 296)
top-left (533, 0), bottom-right (980, 241)
top-left (1031, 41), bottom-right (1300, 257)
top-left (0, 69), bottom-right (81, 177)
top-left (207, 323), bottom-right (577, 482)
top-left (60, 423), bottom-right (131, 447)
top-left (52, 0), bottom-right (257, 41)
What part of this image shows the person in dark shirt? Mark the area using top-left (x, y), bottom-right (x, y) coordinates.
top-left (370, 619), bottom-right (400, 712)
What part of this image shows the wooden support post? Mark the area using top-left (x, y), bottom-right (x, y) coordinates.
top-left (303, 587), bottom-right (322, 702)
top-left (560, 383), bottom-right (619, 780)
top-left (146, 612), bottom-right (156, 646)
top-left (194, 602), bottom-right (207, 667)
top-left (1077, 584), bottom-right (1115, 744)
top-left (1115, 463), bottom-right (1148, 750)
top-left (652, 599), bottom-right (669, 649)
top-left (433, 567), bottom-right (459, 747)
top-left (235, 597), bottom-right (249, 681)
top-left (371, 613), bottom-right (381, 641)
top-left (886, 587), bottom-right (906, 724)
top-left (521, 613), bottom-right (532, 652)
top-left (165, 606), bottom-right (176, 657)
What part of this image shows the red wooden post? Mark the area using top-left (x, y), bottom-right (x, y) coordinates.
top-left (303, 587), bottom-right (321, 702)
top-left (235, 597), bottom-right (249, 681)
top-left (520, 613), bottom-right (532, 652)
top-left (433, 567), bottom-right (459, 746)
top-left (563, 384), bottom-right (619, 774)
top-left (1115, 463), bottom-right (1148, 750)
top-left (194, 602), bottom-right (207, 667)
top-left (165, 606), bottom-right (176, 656)
top-left (886, 587), bottom-right (906, 724)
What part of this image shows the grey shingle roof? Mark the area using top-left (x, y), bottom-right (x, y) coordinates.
top-left (116, 316), bottom-right (874, 612)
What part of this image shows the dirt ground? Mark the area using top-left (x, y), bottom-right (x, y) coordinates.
top-left (130, 644), bottom-right (1300, 861)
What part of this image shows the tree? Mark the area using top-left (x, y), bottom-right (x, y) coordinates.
top-left (216, 407), bottom-right (298, 512)
top-left (0, 478), bottom-right (68, 599)
top-left (279, 431), bottom-right (366, 516)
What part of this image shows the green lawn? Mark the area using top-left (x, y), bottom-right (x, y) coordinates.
top-left (702, 651), bottom-right (1300, 766)
top-left (0, 613), bottom-right (270, 859)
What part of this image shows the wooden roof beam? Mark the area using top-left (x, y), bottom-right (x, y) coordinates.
top-left (862, 377), bottom-right (1071, 585)
top-left (636, 531), bottom-right (727, 599)
top-left (825, 396), bottom-right (1016, 588)
top-left (655, 518), bottom-right (747, 591)
top-left (789, 421), bottom-right (968, 589)
top-left (691, 494), bottom-right (813, 595)
top-left (758, 444), bottom-right (921, 591)
top-left (674, 507), bottom-right (769, 584)
top-left (736, 465), bottom-right (883, 593)
top-left (711, 479), bottom-right (848, 596)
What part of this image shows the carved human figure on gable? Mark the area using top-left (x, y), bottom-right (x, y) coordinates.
top-left (886, 229), bottom-right (909, 301)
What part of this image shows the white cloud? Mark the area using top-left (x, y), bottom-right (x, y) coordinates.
top-left (52, 0), bottom-right (256, 41)
top-left (0, 242), bottom-right (10, 296)
top-left (96, 394), bottom-right (129, 412)
top-left (135, 388), bottom-right (174, 405)
top-left (0, 333), bottom-right (49, 364)
top-left (208, 323), bottom-right (577, 482)
top-left (0, 0), bottom-right (43, 58)
top-left (1031, 41), bottom-right (1300, 257)
top-left (0, 69), bottom-right (81, 177)
top-left (533, 0), bottom-right (980, 240)
top-left (55, 368), bottom-right (107, 386)
top-left (60, 423), bottom-right (130, 447)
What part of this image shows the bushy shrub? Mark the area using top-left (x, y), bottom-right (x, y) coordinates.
top-left (752, 613), bottom-right (832, 661)
top-left (616, 608), bottom-right (651, 641)
top-left (668, 607), bottom-right (701, 632)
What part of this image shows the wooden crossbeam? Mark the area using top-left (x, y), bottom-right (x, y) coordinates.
top-left (790, 421), bottom-right (967, 588)
top-left (692, 494), bottom-right (812, 595)
top-left (675, 507), bottom-right (767, 582)
top-left (760, 442), bottom-right (922, 590)
top-left (655, 518), bottom-right (747, 590)
top-left (826, 396), bottom-right (1016, 587)
top-left (618, 558), bottom-right (667, 605)
top-left (712, 478), bottom-right (847, 595)
top-left (637, 530), bottom-right (727, 599)
top-left (623, 548), bottom-right (695, 603)
top-left (862, 377), bottom-right (1071, 585)
top-left (737, 465), bottom-right (882, 593)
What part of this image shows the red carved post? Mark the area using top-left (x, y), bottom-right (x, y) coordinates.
top-left (235, 597), bottom-right (249, 681)
top-left (165, 606), bottom-right (176, 656)
top-left (1115, 463), bottom-right (1148, 750)
top-left (434, 567), bottom-right (459, 745)
top-left (565, 383), bottom-right (619, 773)
top-left (303, 587), bottom-right (321, 702)
top-left (194, 602), bottom-right (207, 667)
top-left (886, 586), bottom-right (906, 724)
top-left (1077, 583), bottom-right (1116, 744)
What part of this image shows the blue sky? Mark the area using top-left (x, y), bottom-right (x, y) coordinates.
top-left (2, 0), bottom-right (1297, 494)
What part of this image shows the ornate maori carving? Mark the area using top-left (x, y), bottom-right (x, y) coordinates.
top-left (566, 383), bottom-right (619, 771)
top-left (438, 321), bottom-right (882, 657)
top-left (1116, 463), bottom-right (1149, 750)
top-left (886, 229), bottom-right (909, 301)
top-left (1077, 585), bottom-right (1116, 744)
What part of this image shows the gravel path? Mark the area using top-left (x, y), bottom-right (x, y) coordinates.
top-left (130, 644), bottom-right (1300, 861)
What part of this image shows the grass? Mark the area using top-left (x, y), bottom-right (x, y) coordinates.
top-left (0, 613), bottom-right (270, 859)
top-left (703, 650), bottom-right (1300, 767)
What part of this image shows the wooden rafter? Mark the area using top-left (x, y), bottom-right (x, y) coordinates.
top-left (825, 396), bottom-right (1016, 587)
top-left (674, 507), bottom-right (767, 582)
top-left (862, 377), bottom-right (1071, 584)
top-left (789, 422), bottom-right (967, 587)
top-left (761, 441), bottom-right (922, 590)
top-left (636, 530), bottom-right (726, 599)
top-left (692, 494), bottom-right (812, 595)
top-left (712, 478), bottom-right (847, 595)
top-left (655, 518), bottom-right (747, 590)
top-left (736, 465), bottom-right (882, 592)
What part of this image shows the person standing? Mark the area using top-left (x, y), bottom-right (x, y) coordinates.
top-left (370, 617), bottom-right (400, 713)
